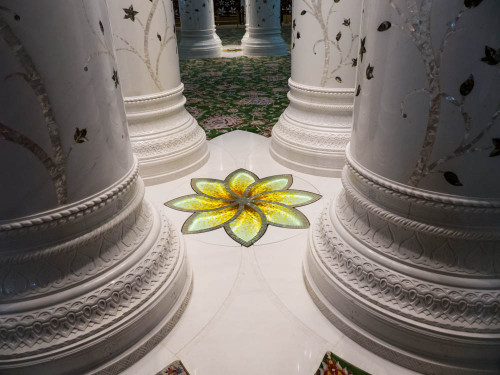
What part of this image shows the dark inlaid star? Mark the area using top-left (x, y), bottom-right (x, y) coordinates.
top-left (112, 69), bottom-right (119, 88)
top-left (123, 5), bottom-right (139, 21)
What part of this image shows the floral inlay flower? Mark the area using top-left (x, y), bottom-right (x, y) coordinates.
top-left (165, 169), bottom-right (322, 247)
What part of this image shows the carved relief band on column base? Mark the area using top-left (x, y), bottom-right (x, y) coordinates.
top-left (178, 29), bottom-right (222, 59)
top-left (303, 154), bottom-right (500, 374)
top-left (0, 157), bottom-right (192, 374)
top-left (0, 203), bottom-right (192, 375)
top-left (241, 27), bottom-right (289, 57)
top-left (125, 83), bottom-right (209, 185)
top-left (270, 79), bottom-right (354, 177)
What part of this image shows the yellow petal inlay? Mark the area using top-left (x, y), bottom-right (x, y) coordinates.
top-left (192, 179), bottom-right (233, 200)
top-left (183, 205), bottom-right (239, 233)
top-left (227, 206), bottom-right (264, 245)
top-left (227, 170), bottom-right (257, 196)
top-left (166, 194), bottom-right (232, 212)
top-left (253, 202), bottom-right (309, 228)
top-left (253, 190), bottom-right (321, 207)
top-left (247, 175), bottom-right (292, 197)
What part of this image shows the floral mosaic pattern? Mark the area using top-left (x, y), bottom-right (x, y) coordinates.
top-left (315, 351), bottom-right (370, 375)
top-left (156, 360), bottom-right (190, 375)
top-left (165, 169), bottom-right (321, 246)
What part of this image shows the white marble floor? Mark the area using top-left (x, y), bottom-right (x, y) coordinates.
top-left (122, 131), bottom-right (419, 375)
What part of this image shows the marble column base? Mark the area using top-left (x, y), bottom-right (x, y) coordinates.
top-left (241, 28), bottom-right (288, 57)
top-left (270, 79), bottom-right (353, 177)
top-left (179, 29), bottom-right (222, 59)
top-left (303, 149), bottom-right (500, 375)
top-left (0, 161), bottom-right (192, 375)
top-left (125, 84), bottom-right (209, 186)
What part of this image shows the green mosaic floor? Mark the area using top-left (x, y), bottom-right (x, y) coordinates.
top-left (179, 26), bottom-right (292, 139)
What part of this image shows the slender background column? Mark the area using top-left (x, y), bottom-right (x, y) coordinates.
top-left (0, 2), bottom-right (191, 373)
top-left (242, 0), bottom-right (288, 56)
top-left (178, 0), bottom-right (222, 58)
top-left (271, 0), bottom-right (361, 176)
top-left (304, 0), bottom-right (500, 373)
top-left (108, 0), bottom-right (208, 185)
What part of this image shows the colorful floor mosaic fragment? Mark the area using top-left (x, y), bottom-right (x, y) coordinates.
top-left (315, 351), bottom-right (371, 375)
top-left (156, 360), bottom-right (190, 375)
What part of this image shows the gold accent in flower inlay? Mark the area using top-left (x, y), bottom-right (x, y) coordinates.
top-left (165, 169), bottom-right (322, 246)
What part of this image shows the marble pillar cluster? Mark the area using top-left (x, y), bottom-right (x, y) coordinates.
top-left (304, 0), bottom-right (500, 374)
top-left (0, 2), bottom-right (191, 374)
top-left (178, 0), bottom-right (222, 59)
top-left (242, 0), bottom-right (288, 56)
top-left (271, 0), bottom-right (362, 176)
top-left (108, 0), bottom-right (208, 185)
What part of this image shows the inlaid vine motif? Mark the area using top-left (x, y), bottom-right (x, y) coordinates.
top-left (372, 0), bottom-right (499, 187)
top-left (0, 7), bottom-right (90, 206)
top-left (112, 0), bottom-right (177, 91)
top-left (293, 0), bottom-right (359, 87)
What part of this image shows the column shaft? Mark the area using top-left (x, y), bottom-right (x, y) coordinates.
top-left (271, 0), bottom-right (362, 176)
top-left (242, 0), bottom-right (288, 56)
top-left (178, 0), bottom-right (222, 58)
top-left (304, 1), bottom-right (500, 373)
top-left (108, 0), bottom-right (208, 185)
top-left (0, 2), bottom-right (191, 373)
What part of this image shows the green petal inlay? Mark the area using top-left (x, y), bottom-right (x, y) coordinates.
top-left (166, 169), bottom-right (322, 246)
top-left (165, 194), bottom-right (232, 212)
top-left (253, 202), bottom-right (309, 228)
top-left (227, 169), bottom-right (258, 196)
top-left (182, 205), bottom-right (240, 233)
top-left (225, 205), bottom-right (266, 246)
top-left (253, 190), bottom-right (322, 207)
top-left (246, 174), bottom-right (292, 197)
top-left (192, 178), bottom-right (234, 200)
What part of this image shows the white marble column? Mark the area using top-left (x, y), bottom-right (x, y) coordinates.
top-left (178, 0), bottom-right (222, 58)
top-left (304, 1), bottom-right (500, 373)
top-left (241, 0), bottom-right (288, 56)
top-left (270, 0), bottom-right (361, 176)
top-left (107, 0), bottom-right (208, 185)
top-left (0, 2), bottom-right (191, 374)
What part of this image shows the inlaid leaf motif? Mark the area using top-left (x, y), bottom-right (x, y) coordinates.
top-left (459, 74), bottom-right (474, 96)
top-left (377, 21), bottom-right (391, 32)
top-left (481, 46), bottom-right (500, 65)
top-left (352, 58), bottom-right (357, 67)
top-left (444, 171), bottom-right (463, 186)
top-left (343, 18), bottom-right (350, 26)
top-left (293, 19), bottom-right (296, 30)
top-left (297, 32), bottom-right (301, 39)
top-left (464, 0), bottom-right (483, 8)
top-left (112, 69), bottom-right (119, 88)
top-left (123, 5), bottom-right (139, 21)
top-left (336, 31), bottom-right (341, 41)
top-left (74, 128), bottom-right (88, 143)
top-left (360, 37), bottom-right (366, 62)
top-left (99, 20), bottom-right (104, 34)
top-left (157, 33), bottom-right (161, 41)
top-left (300, 10), bottom-right (306, 15)
top-left (335, 76), bottom-right (342, 83)
top-left (356, 84), bottom-right (361, 96)
top-left (489, 138), bottom-right (500, 157)
top-left (334, 0), bottom-right (340, 2)
top-left (366, 64), bottom-right (374, 80)
top-left (14, 14), bottom-right (20, 21)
